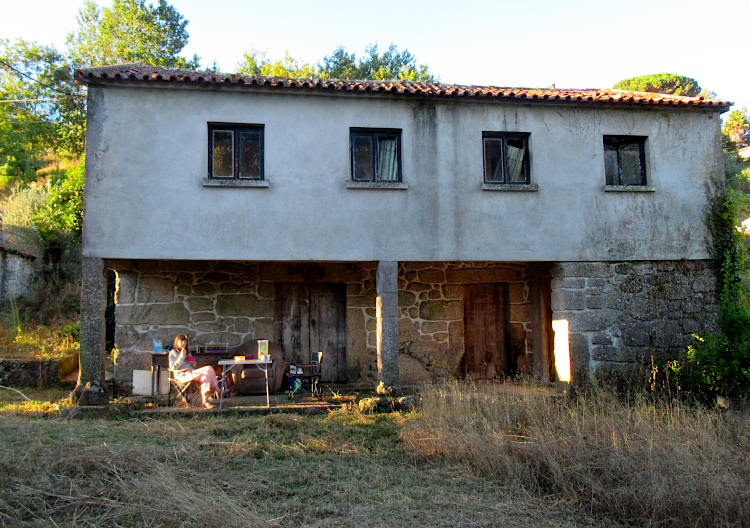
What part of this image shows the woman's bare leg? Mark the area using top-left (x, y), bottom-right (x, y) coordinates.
top-left (192, 367), bottom-right (219, 408)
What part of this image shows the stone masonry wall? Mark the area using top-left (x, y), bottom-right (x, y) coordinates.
top-left (394, 262), bottom-right (534, 384)
top-left (108, 260), bottom-right (376, 387)
top-left (551, 260), bottom-right (718, 380)
top-left (0, 250), bottom-right (36, 305)
top-left (109, 260), bottom-right (538, 388)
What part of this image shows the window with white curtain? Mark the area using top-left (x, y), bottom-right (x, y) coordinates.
top-left (603, 135), bottom-right (647, 186)
top-left (350, 128), bottom-right (402, 182)
top-left (208, 123), bottom-right (264, 180)
top-left (482, 132), bottom-right (530, 184)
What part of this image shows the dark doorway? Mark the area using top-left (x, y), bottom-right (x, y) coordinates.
top-left (105, 270), bottom-right (116, 352)
top-left (464, 283), bottom-right (510, 379)
top-left (274, 283), bottom-right (347, 383)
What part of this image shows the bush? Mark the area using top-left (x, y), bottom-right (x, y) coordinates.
top-left (32, 160), bottom-right (84, 242)
top-left (0, 179), bottom-right (48, 256)
top-left (669, 303), bottom-right (750, 401)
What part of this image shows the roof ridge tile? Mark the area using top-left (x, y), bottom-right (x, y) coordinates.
top-left (73, 65), bottom-right (732, 111)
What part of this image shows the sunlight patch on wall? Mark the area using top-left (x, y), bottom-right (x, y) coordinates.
top-left (552, 319), bottom-right (571, 382)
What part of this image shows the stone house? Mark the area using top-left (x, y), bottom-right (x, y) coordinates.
top-left (73, 65), bottom-right (729, 399)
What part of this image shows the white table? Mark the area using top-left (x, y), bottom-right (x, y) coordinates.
top-left (217, 359), bottom-right (272, 409)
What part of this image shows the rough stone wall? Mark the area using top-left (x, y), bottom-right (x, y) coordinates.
top-left (0, 251), bottom-right (36, 305)
top-left (109, 259), bottom-right (539, 388)
top-left (109, 260), bottom-right (375, 386)
top-left (551, 260), bottom-right (718, 379)
top-left (0, 358), bottom-right (59, 387)
top-left (394, 262), bottom-right (534, 384)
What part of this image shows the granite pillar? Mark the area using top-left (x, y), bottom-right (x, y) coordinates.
top-left (73, 256), bottom-right (108, 405)
top-left (376, 260), bottom-right (399, 389)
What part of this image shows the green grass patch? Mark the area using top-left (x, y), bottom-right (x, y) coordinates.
top-left (0, 321), bottom-right (79, 360)
top-left (0, 386), bottom-right (71, 414)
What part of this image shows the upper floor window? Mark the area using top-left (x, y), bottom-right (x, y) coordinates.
top-left (482, 132), bottom-right (530, 184)
top-left (208, 123), bottom-right (264, 180)
top-left (350, 128), bottom-right (402, 182)
top-left (603, 135), bottom-right (646, 186)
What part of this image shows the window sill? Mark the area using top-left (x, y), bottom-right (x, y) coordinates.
top-left (202, 178), bottom-right (269, 188)
top-left (603, 185), bottom-right (655, 193)
top-left (481, 183), bottom-right (538, 192)
top-left (345, 181), bottom-right (408, 190)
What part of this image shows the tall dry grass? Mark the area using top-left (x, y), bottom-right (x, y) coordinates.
top-left (0, 420), bottom-right (264, 527)
top-left (402, 381), bottom-right (750, 528)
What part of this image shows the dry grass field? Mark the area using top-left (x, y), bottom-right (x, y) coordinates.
top-left (0, 383), bottom-right (747, 527)
top-left (403, 381), bottom-right (750, 528)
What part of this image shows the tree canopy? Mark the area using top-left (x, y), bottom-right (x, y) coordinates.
top-left (0, 39), bottom-right (81, 179)
top-left (66, 0), bottom-right (198, 68)
top-left (236, 44), bottom-right (436, 82)
top-left (723, 108), bottom-right (750, 150)
top-left (236, 50), bottom-right (318, 78)
top-left (613, 73), bottom-right (702, 97)
top-left (321, 44), bottom-right (434, 82)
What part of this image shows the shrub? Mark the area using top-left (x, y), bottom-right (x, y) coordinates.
top-left (0, 178), bottom-right (48, 256)
top-left (32, 159), bottom-right (84, 242)
top-left (669, 303), bottom-right (750, 401)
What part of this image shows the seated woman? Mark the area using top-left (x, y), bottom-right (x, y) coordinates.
top-left (168, 334), bottom-right (219, 409)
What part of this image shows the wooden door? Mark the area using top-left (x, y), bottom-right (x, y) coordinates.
top-left (275, 283), bottom-right (347, 383)
top-left (464, 283), bottom-right (510, 379)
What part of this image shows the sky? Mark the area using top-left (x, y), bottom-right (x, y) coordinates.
top-left (1, 0), bottom-right (748, 110)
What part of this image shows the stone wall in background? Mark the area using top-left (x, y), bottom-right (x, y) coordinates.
top-left (0, 249), bottom-right (37, 305)
top-left (551, 260), bottom-right (718, 380)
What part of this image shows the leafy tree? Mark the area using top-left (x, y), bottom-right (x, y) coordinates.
top-left (236, 44), bottom-right (436, 83)
top-left (321, 47), bottom-right (357, 79)
top-left (613, 73), bottom-right (702, 97)
top-left (722, 108), bottom-right (750, 149)
top-left (236, 50), bottom-right (318, 78)
top-left (0, 40), bottom-right (77, 181)
top-left (321, 43), bottom-right (434, 82)
top-left (67, 0), bottom-right (199, 68)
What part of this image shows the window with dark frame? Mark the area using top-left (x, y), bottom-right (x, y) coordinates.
top-left (208, 123), bottom-right (264, 180)
top-left (482, 132), bottom-right (530, 184)
top-left (603, 135), bottom-right (647, 186)
top-left (350, 128), bottom-right (402, 182)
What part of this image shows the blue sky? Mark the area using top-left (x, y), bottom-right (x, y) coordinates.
top-left (3, 0), bottom-right (748, 110)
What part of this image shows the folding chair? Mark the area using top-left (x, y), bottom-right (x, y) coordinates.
top-left (288, 351), bottom-right (323, 400)
top-left (167, 369), bottom-right (199, 407)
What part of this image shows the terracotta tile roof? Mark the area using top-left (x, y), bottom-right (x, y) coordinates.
top-left (75, 65), bottom-right (732, 111)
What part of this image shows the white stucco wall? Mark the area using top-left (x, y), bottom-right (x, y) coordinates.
top-left (82, 85), bottom-right (722, 262)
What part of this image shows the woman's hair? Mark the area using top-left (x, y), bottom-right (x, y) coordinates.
top-left (173, 334), bottom-right (188, 351)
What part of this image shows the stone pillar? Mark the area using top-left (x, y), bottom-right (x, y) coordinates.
top-left (376, 261), bottom-right (400, 389)
top-left (73, 256), bottom-right (108, 405)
